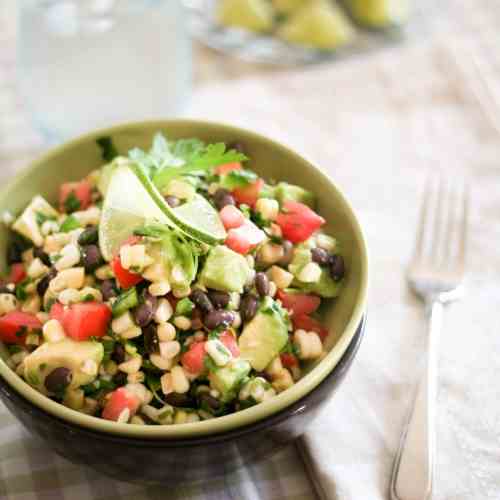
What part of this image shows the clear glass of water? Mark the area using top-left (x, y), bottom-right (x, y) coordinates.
top-left (17, 0), bottom-right (192, 143)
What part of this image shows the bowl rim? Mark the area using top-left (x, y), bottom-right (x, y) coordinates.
top-left (0, 119), bottom-right (369, 439)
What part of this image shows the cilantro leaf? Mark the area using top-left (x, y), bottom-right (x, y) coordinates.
top-left (96, 136), bottom-right (119, 162)
top-left (218, 169), bottom-right (257, 190)
top-left (64, 191), bottom-right (81, 213)
top-left (59, 215), bottom-right (81, 233)
top-left (35, 211), bottom-right (56, 226)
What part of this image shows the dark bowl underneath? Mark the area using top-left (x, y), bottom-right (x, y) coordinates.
top-left (0, 316), bottom-right (365, 485)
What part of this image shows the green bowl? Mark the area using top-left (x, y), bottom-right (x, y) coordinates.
top-left (0, 120), bottom-right (368, 439)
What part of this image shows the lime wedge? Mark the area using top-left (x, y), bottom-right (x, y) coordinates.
top-left (99, 165), bottom-right (171, 261)
top-left (131, 164), bottom-right (226, 246)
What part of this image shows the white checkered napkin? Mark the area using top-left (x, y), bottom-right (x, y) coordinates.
top-left (0, 400), bottom-right (315, 500)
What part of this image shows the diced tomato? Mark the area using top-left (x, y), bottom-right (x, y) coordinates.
top-left (280, 353), bottom-right (299, 368)
top-left (7, 263), bottom-right (26, 285)
top-left (225, 220), bottom-right (266, 255)
top-left (102, 387), bottom-right (141, 422)
top-left (111, 236), bottom-right (144, 289)
top-left (233, 178), bottom-right (264, 207)
top-left (50, 301), bottom-right (111, 341)
top-left (276, 290), bottom-right (321, 316)
top-left (219, 330), bottom-right (240, 358)
top-left (112, 257), bottom-right (143, 289)
top-left (276, 201), bottom-right (325, 243)
top-left (292, 314), bottom-right (329, 341)
top-left (0, 311), bottom-right (42, 345)
top-left (219, 205), bottom-right (246, 230)
top-left (181, 341), bottom-right (207, 375)
top-left (59, 180), bottom-right (92, 212)
top-left (215, 162), bottom-right (242, 175)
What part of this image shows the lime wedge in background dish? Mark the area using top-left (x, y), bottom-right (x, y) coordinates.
top-left (217, 0), bottom-right (275, 32)
top-left (272, 0), bottom-right (306, 14)
top-left (99, 165), bottom-right (171, 261)
top-left (277, 0), bottom-right (355, 50)
top-left (131, 164), bottom-right (226, 246)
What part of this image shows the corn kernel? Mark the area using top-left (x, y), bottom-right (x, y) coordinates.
top-left (120, 326), bottom-right (142, 340)
top-left (118, 355), bottom-right (142, 374)
top-left (27, 258), bottom-right (48, 279)
top-left (150, 353), bottom-right (173, 371)
top-left (159, 340), bottom-right (181, 360)
top-left (269, 265), bottom-right (294, 289)
top-left (21, 295), bottom-right (41, 314)
top-left (111, 311), bottom-right (134, 335)
top-left (255, 198), bottom-right (279, 221)
top-left (155, 299), bottom-right (173, 323)
top-left (0, 293), bottom-right (18, 315)
top-left (272, 369), bottom-right (294, 393)
top-left (149, 280), bottom-right (171, 297)
top-left (171, 366), bottom-right (189, 394)
top-left (258, 243), bottom-right (284, 265)
top-left (157, 322), bottom-right (176, 341)
top-left (95, 264), bottom-right (114, 280)
top-left (58, 288), bottom-right (81, 305)
top-left (55, 243), bottom-right (81, 271)
top-left (297, 262), bottom-right (322, 283)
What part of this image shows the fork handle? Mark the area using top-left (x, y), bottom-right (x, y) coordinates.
top-left (390, 300), bottom-right (444, 500)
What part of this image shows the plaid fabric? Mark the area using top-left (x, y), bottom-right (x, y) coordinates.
top-left (0, 401), bottom-right (315, 500)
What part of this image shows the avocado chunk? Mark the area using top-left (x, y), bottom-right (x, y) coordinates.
top-left (24, 339), bottom-right (103, 395)
top-left (277, 0), bottom-right (355, 50)
top-left (199, 245), bottom-right (252, 293)
top-left (239, 297), bottom-right (289, 371)
top-left (275, 182), bottom-right (316, 208)
top-left (209, 359), bottom-right (251, 402)
top-left (217, 0), bottom-right (275, 33)
top-left (344, 0), bottom-right (409, 28)
top-left (289, 246), bottom-right (343, 297)
top-left (12, 195), bottom-right (59, 247)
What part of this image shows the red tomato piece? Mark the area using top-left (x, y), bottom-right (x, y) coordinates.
top-left (59, 180), bottom-right (92, 212)
top-left (0, 311), bottom-right (42, 345)
top-left (292, 314), bottom-right (329, 341)
top-left (50, 302), bottom-right (111, 341)
top-left (181, 341), bottom-right (207, 375)
top-left (276, 290), bottom-right (321, 316)
top-left (215, 162), bottom-right (242, 175)
top-left (112, 257), bottom-right (143, 289)
top-left (233, 178), bottom-right (264, 207)
top-left (219, 205), bottom-right (246, 230)
top-left (225, 220), bottom-right (265, 255)
top-left (276, 201), bottom-right (325, 243)
top-left (219, 331), bottom-right (240, 358)
top-left (280, 353), bottom-right (299, 368)
top-left (8, 263), bottom-right (26, 285)
top-left (102, 388), bottom-right (141, 422)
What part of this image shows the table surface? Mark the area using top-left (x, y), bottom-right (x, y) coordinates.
top-left (1, 1), bottom-right (500, 499)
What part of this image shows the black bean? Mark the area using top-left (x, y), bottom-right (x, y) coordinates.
top-left (228, 141), bottom-right (245, 154)
top-left (44, 367), bottom-right (72, 393)
top-left (33, 247), bottom-right (51, 266)
top-left (190, 289), bottom-right (214, 315)
top-left (278, 240), bottom-right (294, 266)
top-left (36, 268), bottom-right (57, 298)
top-left (100, 279), bottom-right (117, 301)
top-left (213, 188), bottom-right (235, 210)
top-left (198, 392), bottom-right (221, 411)
top-left (143, 324), bottom-right (159, 354)
top-left (207, 290), bottom-right (230, 309)
top-left (204, 310), bottom-right (235, 330)
top-left (164, 195), bottom-right (180, 208)
top-left (7, 242), bottom-right (23, 265)
top-left (255, 272), bottom-right (270, 297)
top-left (111, 343), bottom-right (126, 364)
top-left (82, 245), bottom-right (103, 272)
top-left (240, 294), bottom-right (258, 322)
top-left (135, 291), bottom-right (157, 327)
top-left (113, 371), bottom-right (128, 386)
top-left (164, 392), bottom-right (194, 408)
top-left (311, 247), bottom-right (330, 266)
top-left (329, 254), bottom-right (345, 282)
top-left (134, 303), bottom-right (154, 327)
top-left (78, 226), bottom-right (98, 245)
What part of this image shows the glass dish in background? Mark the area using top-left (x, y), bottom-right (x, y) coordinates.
top-left (187, 0), bottom-right (424, 65)
top-left (17, 0), bottom-right (192, 143)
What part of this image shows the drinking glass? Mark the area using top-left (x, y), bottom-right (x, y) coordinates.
top-left (17, 0), bottom-right (192, 143)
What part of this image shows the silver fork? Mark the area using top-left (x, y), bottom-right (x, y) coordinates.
top-left (390, 178), bottom-right (469, 500)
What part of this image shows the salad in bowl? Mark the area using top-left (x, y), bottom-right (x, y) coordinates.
top-left (0, 133), bottom-right (346, 426)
